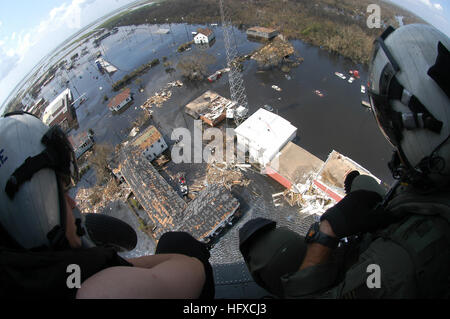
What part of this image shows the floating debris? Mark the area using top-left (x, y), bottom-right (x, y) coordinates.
top-left (206, 163), bottom-right (251, 191)
top-left (349, 70), bottom-right (360, 78)
top-left (140, 81), bottom-right (183, 109)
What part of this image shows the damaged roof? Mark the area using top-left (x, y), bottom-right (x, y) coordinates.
top-left (131, 126), bottom-right (163, 151)
top-left (120, 150), bottom-right (187, 240)
top-left (176, 184), bottom-right (240, 241)
top-left (119, 149), bottom-right (240, 243)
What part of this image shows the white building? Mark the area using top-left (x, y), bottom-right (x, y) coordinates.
top-left (131, 126), bottom-right (168, 162)
top-left (41, 88), bottom-right (74, 131)
top-left (194, 28), bottom-right (215, 44)
top-left (108, 88), bottom-right (133, 112)
top-left (235, 108), bottom-right (297, 167)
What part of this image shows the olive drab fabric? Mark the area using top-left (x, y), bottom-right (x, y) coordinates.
top-left (245, 185), bottom-right (450, 298)
top-left (307, 186), bottom-right (449, 298)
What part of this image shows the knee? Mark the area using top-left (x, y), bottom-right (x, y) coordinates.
top-left (239, 219), bottom-right (307, 297)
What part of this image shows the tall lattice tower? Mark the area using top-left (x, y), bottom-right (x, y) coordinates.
top-left (219, 0), bottom-right (249, 124)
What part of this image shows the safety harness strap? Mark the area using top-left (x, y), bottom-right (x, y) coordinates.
top-left (5, 151), bottom-right (57, 199)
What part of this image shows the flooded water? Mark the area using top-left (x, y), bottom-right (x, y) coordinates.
top-left (42, 19), bottom-right (394, 185)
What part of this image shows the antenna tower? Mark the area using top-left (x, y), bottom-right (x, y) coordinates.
top-left (219, 0), bottom-right (249, 125)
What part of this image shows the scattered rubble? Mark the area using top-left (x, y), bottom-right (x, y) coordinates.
top-left (272, 183), bottom-right (334, 216)
top-left (75, 179), bottom-right (131, 214)
top-left (251, 36), bottom-right (296, 67)
top-left (140, 80), bottom-right (183, 109)
top-left (206, 163), bottom-right (251, 191)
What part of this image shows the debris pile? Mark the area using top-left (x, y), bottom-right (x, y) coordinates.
top-left (140, 81), bottom-right (183, 109)
top-left (205, 163), bottom-right (251, 191)
top-left (272, 183), bottom-right (335, 216)
top-left (74, 180), bottom-right (131, 214)
top-left (251, 36), bottom-right (296, 67)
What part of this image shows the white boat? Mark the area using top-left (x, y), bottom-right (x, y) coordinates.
top-left (362, 100), bottom-right (371, 108)
top-left (361, 85), bottom-right (366, 94)
top-left (272, 85), bottom-right (282, 92)
top-left (335, 72), bottom-right (346, 80)
top-left (348, 77), bottom-right (355, 84)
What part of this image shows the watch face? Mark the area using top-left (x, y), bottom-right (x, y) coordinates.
top-left (305, 222), bottom-right (319, 243)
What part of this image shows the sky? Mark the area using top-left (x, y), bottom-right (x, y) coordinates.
top-left (0, 0), bottom-right (449, 112)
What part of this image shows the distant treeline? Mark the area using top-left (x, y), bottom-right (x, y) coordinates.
top-left (112, 59), bottom-right (160, 92)
top-left (99, 0), bottom-right (425, 65)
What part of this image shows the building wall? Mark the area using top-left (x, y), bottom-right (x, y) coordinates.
top-left (194, 33), bottom-right (214, 44)
top-left (75, 138), bottom-right (94, 159)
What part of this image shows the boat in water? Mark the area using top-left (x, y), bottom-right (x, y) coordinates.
top-left (335, 72), bottom-right (346, 80)
top-left (315, 90), bottom-right (324, 97)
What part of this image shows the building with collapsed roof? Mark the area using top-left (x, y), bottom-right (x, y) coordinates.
top-left (120, 150), bottom-right (187, 240)
top-left (185, 90), bottom-right (236, 127)
top-left (176, 184), bottom-right (240, 243)
top-left (131, 125), bottom-right (168, 162)
top-left (119, 149), bottom-right (241, 243)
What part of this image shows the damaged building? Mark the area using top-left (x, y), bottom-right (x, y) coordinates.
top-left (185, 90), bottom-right (236, 127)
top-left (176, 184), bottom-right (240, 244)
top-left (119, 148), bottom-right (240, 243)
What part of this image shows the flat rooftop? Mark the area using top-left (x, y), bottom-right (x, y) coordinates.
top-left (315, 150), bottom-right (382, 199)
top-left (267, 142), bottom-right (324, 186)
top-left (235, 108), bottom-right (297, 164)
top-left (247, 27), bottom-right (278, 34)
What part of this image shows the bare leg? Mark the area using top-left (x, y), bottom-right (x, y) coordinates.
top-left (76, 254), bottom-right (205, 299)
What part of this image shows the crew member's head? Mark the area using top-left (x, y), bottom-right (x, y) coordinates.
top-left (0, 112), bottom-right (81, 249)
top-left (368, 24), bottom-right (450, 187)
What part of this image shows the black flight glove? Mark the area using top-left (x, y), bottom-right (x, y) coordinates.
top-left (344, 170), bottom-right (360, 195)
top-left (320, 190), bottom-right (394, 239)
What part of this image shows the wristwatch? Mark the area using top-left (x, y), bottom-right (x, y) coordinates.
top-left (305, 222), bottom-right (340, 249)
